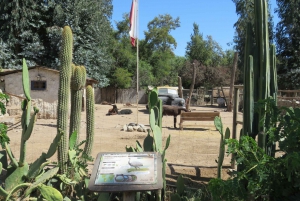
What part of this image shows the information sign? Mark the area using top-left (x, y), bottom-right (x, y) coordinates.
top-left (88, 152), bottom-right (162, 192)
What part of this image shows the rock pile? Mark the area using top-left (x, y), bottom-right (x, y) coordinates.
top-left (122, 123), bottom-right (148, 132)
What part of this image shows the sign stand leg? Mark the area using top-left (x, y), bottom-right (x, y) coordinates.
top-left (123, 192), bottom-right (135, 201)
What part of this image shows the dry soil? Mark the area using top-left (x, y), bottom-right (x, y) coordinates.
top-left (6, 103), bottom-right (243, 188)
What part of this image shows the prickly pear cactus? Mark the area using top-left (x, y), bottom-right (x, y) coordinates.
top-left (0, 58), bottom-right (63, 200)
top-left (214, 116), bottom-right (230, 179)
top-left (57, 26), bottom-right (73, 174)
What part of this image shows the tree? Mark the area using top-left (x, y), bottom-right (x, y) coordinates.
top-left (110, 14), bottom-right (137, 86)
top-left (275, 0), bottom-right (300, 89)
top-left (52, 0), bottom-right (114, 87)
top-left (186, 23), bottom-right (226, 67)
top-left (232, 0), bottom-right (274, 82)
top-left (0, 0), bottom-right (114, 87)
top-left (144, 14), bottom-right (180, 52)
top-left (0, 0), bottom-right (50, 68)
top-left (112, 68), bottom-right (132, 89)
top-left (185, 23), bottom-right (209, 65)
top-left (184, 23), bottom-right (230, 89)
top-left (144, 14), bottom-right (180, 85)
top-left (0, 40), bottom-right (10, 69)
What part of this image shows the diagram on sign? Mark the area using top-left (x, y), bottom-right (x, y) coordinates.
top-left (94, 153), bottom-right (157, 185)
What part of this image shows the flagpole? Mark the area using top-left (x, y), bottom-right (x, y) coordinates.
top-left (136, 0), bottom-right (139, 125)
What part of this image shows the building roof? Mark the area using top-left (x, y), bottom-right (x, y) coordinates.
top-left (0, 66), bottom-right (98, 84)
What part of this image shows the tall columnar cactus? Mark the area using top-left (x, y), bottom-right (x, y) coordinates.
top-left (83, 85), bottom-right (95, 156)
top-left (57, 26), bottom-right (73, 173)
top-left (69, 64), bottom-right (86, 145)
top-left (243, 0), bottom-right (277, 147)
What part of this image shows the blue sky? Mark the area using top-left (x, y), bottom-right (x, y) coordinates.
top-left (112, 0), bottom-right (279, 57)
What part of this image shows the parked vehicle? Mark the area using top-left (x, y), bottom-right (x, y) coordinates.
top-left (146, 86), bottom-right (186, 109)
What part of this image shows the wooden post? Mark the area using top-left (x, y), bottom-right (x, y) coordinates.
top-left (123, 192), bottom-right (135, 201)
top-left (211, 88), bottom-right (214, 105)
top-left (231, 87), bottom-right (239, 169)
top-left (228, 52), bottom-right (238, 112)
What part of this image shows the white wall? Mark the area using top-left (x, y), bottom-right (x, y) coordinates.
top-left (5, 68), bottom-right (60, 103)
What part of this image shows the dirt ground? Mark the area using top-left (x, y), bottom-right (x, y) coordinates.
top-left (5, 103), bottom-right (243, 188)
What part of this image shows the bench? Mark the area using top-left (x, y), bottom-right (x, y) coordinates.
top-left (179, 111), bottom-right (220, 130)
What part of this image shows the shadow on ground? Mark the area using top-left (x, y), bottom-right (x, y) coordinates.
top-left (166, 163), bottom-right (232, 187)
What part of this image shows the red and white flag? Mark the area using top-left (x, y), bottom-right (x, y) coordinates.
top-left (129, 0), bottom-right (138, 47)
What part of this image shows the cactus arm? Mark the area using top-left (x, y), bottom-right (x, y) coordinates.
top-left (83, 85), bottom-right (95, 156)
top-left (37, 184), bottom-right (63, 201)
top-left (4, 142), bottom-right (18, 168)
top-left (23, 167), bottom-right (59, 198)
top-left (22, 59), bottom-right (31, 101)
top-left (0, 163), bottom-right (9, 197)
top-left (69, 65), bottom-right (86, 144)
top-left (270, 44), bottom-right (277, 101)
top-left (23, 107), bottom-right (39, 141)
top-left (19, 58), bottom-right (36, 166)
top-left (46, 131), bottom-right (64, 159)
top-left (27, 131), bottom-right (63, 179)
top-left (5, 183), bottom-right (31, 201)
top-left (217, 128), bottom-right (230, 178)
top-left (19, 100), bottom-right (32, 166)
top-left (143, 130), bottom-right (154, 151)
top-left (0, 185), bottom-right (8, 197)
top-left (157, 99), bottom-right (162, 130)
top-left (57, 26), bottom-right (73, 174)
top-left (5, 162), bottom-right (29, 192)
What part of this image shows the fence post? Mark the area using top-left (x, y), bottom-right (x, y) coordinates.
top-left (231, 87), bottom-right (239, 169)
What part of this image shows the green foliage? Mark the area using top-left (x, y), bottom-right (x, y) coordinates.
top-left (0, 0), bottom-right (50, 68)
top-left (53, 0), bottom-right (114, 87)
top-left (143, 14), bottom-right (180, 85)
top-left (0, 39), bottom-right (10, 69)
top-left (52, 131), bottom-right (95, 200)
top-left (275, 0), bottom-right (300, 89)
top-left (113, 67), bottom-right (133, 88)
top-left (145, 14), bottom-right (180, 52)
top-left (0, 0), bottom-right (113, 87)
top-left (209, 98), bottom-right (300, 200)
top-left (0, 123), bottom-right (9, 148)
top-left (186, 24), bottom-right (226, 68)
top-left (170, 175), bottom-right (212, 201)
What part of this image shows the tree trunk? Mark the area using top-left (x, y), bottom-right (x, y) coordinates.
top-left (227, 52), bottom-right (238, 112)
top-left (178, 76), bottom-right (183, 98)
top-left (187, 62), bottom-right (196, 111)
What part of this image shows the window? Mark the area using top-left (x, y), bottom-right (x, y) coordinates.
top-left (31, 81), bottom-right (47, 90)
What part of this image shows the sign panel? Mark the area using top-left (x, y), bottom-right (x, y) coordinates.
top-left (88, 152), bottom-right (162, 192)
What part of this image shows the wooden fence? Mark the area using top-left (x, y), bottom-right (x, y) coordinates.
top-left (94, 87), bottom-right (148, 104)
top-left (94, 86), bottom-right (234, 106)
